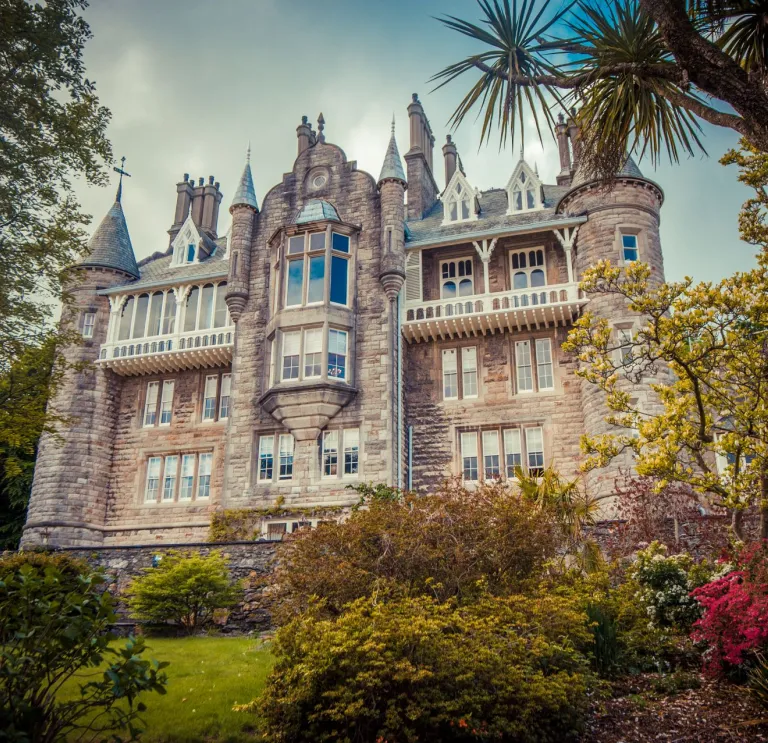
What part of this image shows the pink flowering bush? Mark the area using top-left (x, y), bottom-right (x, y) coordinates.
top-left (690, 542), bottom-right (768, 677)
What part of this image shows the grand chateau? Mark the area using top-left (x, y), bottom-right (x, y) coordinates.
top-left (22, 94), bottom-right (665, 548)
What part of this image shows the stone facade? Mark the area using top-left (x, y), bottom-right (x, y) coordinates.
top-left (22, 94), bottom-right (667, 549)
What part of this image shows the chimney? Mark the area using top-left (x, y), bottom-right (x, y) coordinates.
top-left (442, 135), bottom-right (458, 187)
top-left (201, 175), bottom-right (221, 236)
top-left (567, 108), bottom-right (582, 173)
top-left (191, 177), bottom-right (205, 228)
top-left (405, 93), bottom-right (439, 220)
top-left (297, 115), bottom-right (312, 155)
top-left (170, 174), bottom-right (194, 239)
top-left (555, 113), bottom-right (572, 186)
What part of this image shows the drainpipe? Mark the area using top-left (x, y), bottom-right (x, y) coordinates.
top-left (397, 291), bottom-right (403, 489)
top-left (408, 425), bottom-right (413, 491)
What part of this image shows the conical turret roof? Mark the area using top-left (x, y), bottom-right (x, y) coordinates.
top-left (78, 198), bottom-right (139, 278)
top-left (570, 154), bottom-right (644, 189)
top-left (231, 146), bottom-right (258, 210)
top-left (378, 120), bottom-right (406, 186)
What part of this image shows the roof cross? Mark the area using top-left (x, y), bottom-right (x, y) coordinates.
top-left (113, 156), bottom-right (131, 203)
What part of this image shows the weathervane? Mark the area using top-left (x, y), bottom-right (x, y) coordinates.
top-left (113, 156), bottom-right (131, 203)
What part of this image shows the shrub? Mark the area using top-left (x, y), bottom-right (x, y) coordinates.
top-left (247, 592), bottom-right (595, 743)
top-left (749, 653), bottom-right (768, 710)
top-left (125, 550), bottom-right (242, 633)
top-left (271, 480), bottom-right (564, 622)
top-left (0, 551), bottom-right (167, 742)
top-left (691, 542), bottom-right (768, 677)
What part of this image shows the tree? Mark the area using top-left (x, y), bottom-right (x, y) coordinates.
top-left (0, 552), bottom-right (167, 742)
top-left (0, 0), bottom-right (111, 375)
top-left (125, 550), bottom-right (243, 633)
top-left (432, 0), bottom-right (768, 178)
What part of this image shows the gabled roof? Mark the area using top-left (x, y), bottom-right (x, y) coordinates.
top-left (171, 214), bottom-right (218, 260)
top-left (295, 199), bottom-right (340, 224)
top-left (78, 199), bottom-right (139, 278)
top-left (378, 123), bottom-right (406, 185)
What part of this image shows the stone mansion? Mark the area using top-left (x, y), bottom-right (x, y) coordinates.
top-left (22, 94), bottom-right (665, 548)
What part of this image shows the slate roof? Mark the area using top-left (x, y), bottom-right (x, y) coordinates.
top-left (295, 199), bottom-right (340, 224)
top-left (231, 160), bottom-right (258, 210)
top-left (378, 130), bottom-right (406, 184)
top-left (79, 200), bottom-right (139, 278)
top-left (405, 184), bottom-right (577, 248)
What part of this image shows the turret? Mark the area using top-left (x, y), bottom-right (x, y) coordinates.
top-left (558, 155), bottom-right (665, 508)
top-left (378, 118), bottom-right (407, 300)
top-left (22, 180), bottom-right (138, 548)
top-left (225, 146), bottom-right (259, 322)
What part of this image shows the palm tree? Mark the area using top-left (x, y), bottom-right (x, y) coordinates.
top-left (432, 0), bottom-right (768, 178)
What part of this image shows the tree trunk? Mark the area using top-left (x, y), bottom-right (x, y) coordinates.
top-left (731, 508), bottom-right (744, 541)
top-left (761, 473), bottom-right (768, 541)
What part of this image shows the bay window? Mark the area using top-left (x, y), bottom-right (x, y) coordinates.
top-left (275, 327), bottom-right (351, 385)
top-left (303, 328), bottom-right (322, 378)
top-left (282, 332), bottom-right (301, 380)
top-left (259, 435), bottom-right (275, 481)
top-left (284, 230), bottom-right (351, 309)
top-left (327, 329), bottom-right (347, 380)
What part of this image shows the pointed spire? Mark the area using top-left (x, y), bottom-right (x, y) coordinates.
top-left (78, 197), bottom-right (139, 278)
top-left (377, 117), bottom-right (406, 187)
top-left (230, 143), bottom-right (259, 211)
top-left (317, 113), bottom-right (325, 143)
top-left (113, 156), bottom-right (131, 204)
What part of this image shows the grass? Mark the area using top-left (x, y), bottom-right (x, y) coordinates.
top-left (60, 636), bottom-right (274, 743)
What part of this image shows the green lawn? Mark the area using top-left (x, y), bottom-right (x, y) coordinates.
top-left (60, 636), bottom-right (274, 743)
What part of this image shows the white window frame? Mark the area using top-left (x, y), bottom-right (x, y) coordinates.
top-left (482, 430), bottom-right (501, 481)
top-left (462, 347), bottom-right (478, 399)
top-left (82, 312), bottom-right (96, 338)
top-left (197, 452), bottom-right (212, 498)
top-left (506, 161), bottom-right (543, 214)
top-left (343, 428), bottom-right (359, 477)
top-left (202, 375), bottom-right (218, 422)
top-left (162, 455), bottom-right (178, 501)
top-left (159, 380), bottom-right (175, 426)
top-left (258, 435), bottom-right (275, 482)
top-left (327, 328), bottom-right (348, 382)
top-left (535, 338), bottom-right (554, 391)
top-left (281, 331), bottom-right (301, 381)
top-left (303, 328), bottom-right (323, 379)
top-left (180, 454), bottom-right (196, 500)
top-left (620, 231), bottom-right (639, 263)
top-left (442, 349), bottom-right (458, 400)
top-left (322, 430), bottom-right (339, 478)
top-left (460, 431), bottom-right (479, 482)
top-left (440, 257), bottom-right (474, 299)
top-left (442, 171), bottom-right (477, 224)
top-left (143, 382), bottom-right (159, 427)
top-left (525, 427), bottom-right (545, 475)
top-left (510, 248), bottom-right (547, 291)
top-left (515, 341), bottom-right (533, 393)
top-left (145, 457), bottom-right (162, 501)
top-left (503, 428), bottom-right (522, 478)
top-left (219, 374), bottom-right (231, 420)
top-left (278, 434), bottom-right (294, 481)
top-left (616, 327), bottom-right (635, 366)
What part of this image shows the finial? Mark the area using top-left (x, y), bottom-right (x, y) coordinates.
top-left (391, 114), bottom-right (395, 136)
top-left (246, 141), bottom-right (251, 164)
top-left (317, 112), bottom-right (325, 143)
top-left (519, 146), bottom-right (524, 161)
top-left (112, 156), bottom-right (131, 203)
top-left (557, 112), bottom-right (565, 124)
top-left (534, 162), bottom-right (539, 177)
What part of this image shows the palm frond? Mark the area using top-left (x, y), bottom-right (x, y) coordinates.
top-left (713, 0), bottom-right (768, 74)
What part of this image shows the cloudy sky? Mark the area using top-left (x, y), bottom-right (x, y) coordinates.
top-left (78, 0), bottom-right (753, 284)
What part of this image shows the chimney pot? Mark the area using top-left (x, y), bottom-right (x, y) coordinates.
top-left (183, 172), bottom-right (190, 181)
top-left (209, 175), bottom-right (214, 185)
top-left (198, 177), bottom-right (204, 186)
top-left (215, 181), bottom-right (220, 190)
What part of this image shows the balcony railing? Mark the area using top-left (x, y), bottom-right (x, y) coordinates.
top-left (402, 283), bottom-right (587, 343)
top-left (97, 326), bottom-right (235, 375)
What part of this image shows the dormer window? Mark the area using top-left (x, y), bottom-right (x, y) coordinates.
top-left (506, 161), bottom-right (543, 214)
top-left (442, 171), bottom-right (477, 225)
top-left (171, 214), bottom-right (203, 266)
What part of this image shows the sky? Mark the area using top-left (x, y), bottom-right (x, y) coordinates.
top-left (76, 0), bottom-right (755, 285)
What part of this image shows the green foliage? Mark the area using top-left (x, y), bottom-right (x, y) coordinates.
top-left (586, 602), bottom-right (620, 676)
top-left (650, 670), bottom-right (701, 696)
top-left (208, 503), bottom-right (342, 542)
top-left (249, 592), bottom-right (595, 743)
top-left (271, 480), bottom-right (563, 623)
top-left (0, 551), bottom-right (167, 742)
top-left (749, 653), bottom-right (768, 710)
top-left (125, 550), bottom-right (243, 633)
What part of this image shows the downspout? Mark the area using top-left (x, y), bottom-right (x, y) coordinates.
top-left (408, 425), bottom-right (413, 491)
top-left (397, 290), bottom-right (403, 489)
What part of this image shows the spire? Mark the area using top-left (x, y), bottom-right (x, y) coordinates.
top-left (112, 156), bottom-right (131, 204)
top-left (78, 197), bottom-right (139, 278)
top-left (230, 144), bottom-right (259, 211)
top-left (378, 118), bottom-right (406, 186)
top-left (317, 113), bottom-right (325, 143)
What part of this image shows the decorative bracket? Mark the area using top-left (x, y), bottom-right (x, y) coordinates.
top-left (472, 238), bottom-right (498, 294)
top-left (553, 226), bottom-right (580, 284)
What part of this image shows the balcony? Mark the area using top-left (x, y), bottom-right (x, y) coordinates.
top-left (97, 327), bottom-right (235, 376)
top-left (402, 283), bottom-right (588, 343)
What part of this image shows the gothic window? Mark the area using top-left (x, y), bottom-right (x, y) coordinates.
top-left (510, 249), bottom-right (546, 290)
top-left (182, 282), bottom-right (229, 332)
top-left (440, 258), bottom-right (474, 298)
top-left (284, 230), bottom-right (351, 309)
top-left (171, 216), bottom-right (201, 266)
top-left (442, 171), bottom-right (477, 224)
top-left (506, 161), bottom-right (543, 214)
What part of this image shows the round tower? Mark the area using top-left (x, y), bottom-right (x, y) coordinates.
top-left (22, 190), bottom-right (139, 548)
top-left (225, 147), bottom-right (259, 322)
top-left (557, 158), bottom-right (665, 507)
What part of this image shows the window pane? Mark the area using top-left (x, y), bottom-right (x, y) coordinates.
top-left (309, 232), bottom-right (325, 251)
top-left (344, 428), bottom-right (359, 476)
top-left (163, 455), bottom-right (178, 501)
top-left (442, 349), bottom-right (458, 399)
top-left (513, 272), bottom-right (528, 290)
top-left (304, 328), bottom-right (323, 378)
top-left (328, 329), bottom-right (347, 380)
top-left (259, 436), bottom-right (274, 481)
top-left (462, 347), bottom-right (478, 398)
top-left (332, 233), bottom-right (350, 253)
top-left (526, 427), bottom-right (544, 475)
top-left (197, 453), bottom-right (212, 498)
top-left (279, 434), bottom-right (294, 480)
top-left (286, 258), bottom-right (304, 306)
top-left (145, 457), bottom-right (161, 501)
top-left (458, 278), bottom-right (473, 297)
top-left (144, 382), bottom-right (159, 427)
top-left (503, 429), bottom-right (522, 478)
top-left (83, 312), bottom-right (95, 338)
top-left (449, 201), bottom-right (458, 221)
top-left (147, 292), bottom-right (163, 336)
top-left (622, 234), bottom-right (638, 261)
top-left (330, 256), bottom-right (348, 305)
top-left (526, 188), bottom-right (536, 209)
top-left (530, 269), bottom-right (546, 287)
top-left (516, 341), bottom-right (533, 392)
top-left (199, 284), bottom-right (215, 330)
top-left (442, 280), bottom-right (457, 299)
top-left (160, 380), bottom-right (174, 424)
top-left (187, 243), bottom-right (196, 263)
top-left (282, 331), bottom-right (300, 380)
top-left (184, 287), bottom-right (199, 332)
top-left (219, 374), bottom-right (231, 419)
top-left (461, 199), bottom-right (470, 219)
top-left (482, 430), bottom-right (500, 480)
top-left (323, 430), bottom-right (338, 476)
top-left (514, 190), bottom-right (523, 210)
top-left (307, 255), bottom-right (325, 303)
top-left (213, 282), bottom-right (228, 328)
top-left (203, 375), bottom-right (218, 421)
top-left (132, 294), bottom-right (149, 339)
top-left (180, 454), bottom-right (195, 499)
top-left (288, 235), bottom-right (304, 254)
top-left (535, 338), bottom-right (554, 390)
top-left (162, 291), bottom-right (176, 334)
top-left (461, 432), bottom-right (478, 481)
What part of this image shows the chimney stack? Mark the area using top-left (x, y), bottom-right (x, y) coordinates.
top-left (567, 108), bottom-right (582, 173)
top-left (297, 115), bottom-right (312, 155)
top-left (405, 93), bottom-right (439, 220)
top-left (555, 113), bottom-right (572, 186)
top-left (201, 175), bottom-right (222, 237)
top-left (170, 174), bottom-right (195, 240)
top-left (442, 135), bottom-right (458, 187)
top-left (191, 177), bottom-right (205, 227)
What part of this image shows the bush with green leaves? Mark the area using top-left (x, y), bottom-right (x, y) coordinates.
top-left (0, 551), bottom-right (167, 743)
top-left (125, 550), bottom-right (242, 633)
top-left (246, 591), bottom-right (595, 743)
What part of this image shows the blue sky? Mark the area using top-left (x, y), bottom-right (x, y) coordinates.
top-left (77, 0), bottom-right (755, 284)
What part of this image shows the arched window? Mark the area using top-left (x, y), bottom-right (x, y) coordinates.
top-left (442, 171), bottom-right (477, 224)
top-left (147, 292), bottom-right (164, 336)
top-left (132, 294), bottom-right (150, 339)
top-left (441, 258), bottom-right (473, 298)
top-left (506, 161), bottom-right (543, 214)
top-left (510, 249), bottom-right (546, 290)
top-left (118, 296), bottom-right (134, 341)
top-left (184, 287), bottom-right (199, 332)
top-left (213, 282), bottom-right (228, 328)
top-left (162, 290), bottom-right (177, 334)
top-left (199, 284), bottom-right (215, 330)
